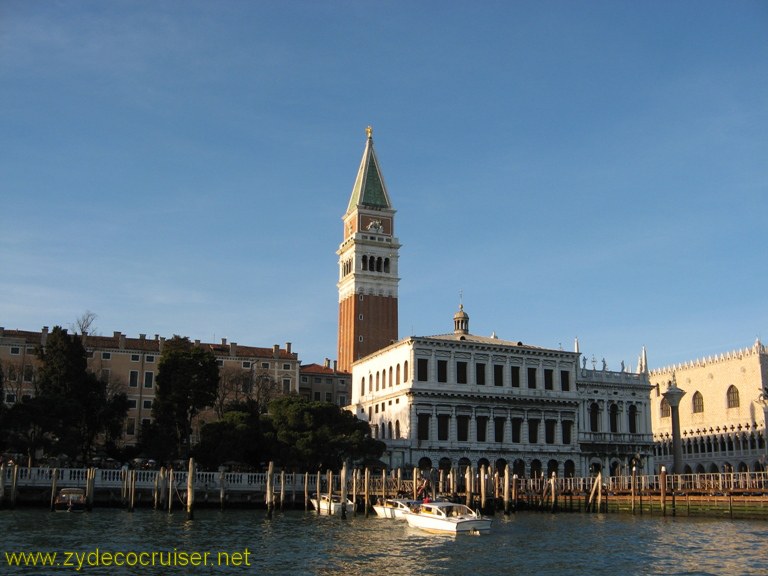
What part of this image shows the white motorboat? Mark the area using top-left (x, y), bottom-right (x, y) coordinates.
top-left (403, 501), bottom-right (491, 534)
top-left (372, 498), bottom-right (420, 519)
top-left (310, 494), bottom-right (355, 515)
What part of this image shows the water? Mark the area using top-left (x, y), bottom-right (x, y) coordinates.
top-left (1, 509), bottom-right (765, 575)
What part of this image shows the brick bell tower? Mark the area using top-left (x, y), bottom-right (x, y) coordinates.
top-left (337, 126), bottom-right (400, 372)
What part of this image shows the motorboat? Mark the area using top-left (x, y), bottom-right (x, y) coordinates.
top-left (403, 501), bottom-right (491, 534)
top-left (310, 494), bottom-right (355, 515)
top-left (54, 488), bottom-right (86, 512)
top-left (372, 498), bottom-right (420, 519)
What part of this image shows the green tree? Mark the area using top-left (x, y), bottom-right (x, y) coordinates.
top-left (153, 336), bottom-right (219, 460)
top-left (268, 395), bottom-right (384, 471)
top-left (33, 326), bottom-right (128, 464)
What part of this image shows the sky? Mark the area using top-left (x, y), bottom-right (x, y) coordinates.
top-left (1, 1), bottom-right (766, 372)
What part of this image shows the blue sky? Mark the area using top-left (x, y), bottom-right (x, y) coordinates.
top-left (1, 1), bottom-right (766, 372)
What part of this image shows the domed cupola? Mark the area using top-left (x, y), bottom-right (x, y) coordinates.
top-left (453, 304), bottom-right (469, 336)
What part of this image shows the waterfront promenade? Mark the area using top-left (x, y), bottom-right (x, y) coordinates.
top-left (2, 463), bottom-right (767, 518)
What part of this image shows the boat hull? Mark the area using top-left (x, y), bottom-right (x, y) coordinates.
top-left (310, 497), bottom-right (354, 515)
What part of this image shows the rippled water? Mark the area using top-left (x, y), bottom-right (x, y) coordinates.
top-left (1, 508), bottom-right (765, 575)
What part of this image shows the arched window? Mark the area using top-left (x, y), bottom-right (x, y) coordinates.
top-left (396, 364), bottom-right (401, 385)
top-left (628, 405), bottom-right (637, 434)
top-left (389, 367), bottom-right (393, 387)
top-left (375, 372), bottom-right (379, 391)
top-left (360, 377), bottom-right (365, 397)
top-left (395, 420), bottom-right (401, 439)
top-left (404, 361), bottom-right (409, 382)
top-left (368, 374), bottom-right (372, 393)
top-left (589, 402), bottom-right (600, 432)
top-left (726, 385), bottom-right (740, 408)
top-left (387, 422), bottom-right (393, 439)
top-left (660, 398), bottom-right (671, 418)
top-left (692, 391), bottom-right (704, 413)
top-left (362, 255), bottom-right (368, 270)
top-left (609, 404), bottom-right (619, 433)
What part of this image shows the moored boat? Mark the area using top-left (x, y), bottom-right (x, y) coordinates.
top-left (54, 488), bottom-right (86, 512)
top-left (403, 501), bottom-right (491, 534)
top-left (372, 498), bottom-right (420, 519)
top-left (310, 494), bottom-right (355, 515)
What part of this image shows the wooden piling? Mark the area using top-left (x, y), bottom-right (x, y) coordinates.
top-left (279, 470), bottom-right (285, 511)
top-left (326, 469), bottom-right (333, 515)
top-left (186, 458), bottom-right (195, 520)
top-left (266, 461), bottom-right (274, 519)
top-left (412, 467), bottom-right (419, 500)
top-left (352, 468), bottom-right (358, 515)
top-left (315, 470), bottom-right (321, 515)
top-left (49, 468), bottom-right (58, 512)
top-left (340, 462), bottom-right (348, 520)
top-left (168, 468), bottom-right (174, 513)
top-left (364, 468), bottom-right (370, 517)
top-left (86, 467), bottom-right (95, 511)
top-left (503, 467), bottom-right (510, 514)
top-left (511, 474), bottom-right (518, 512)
top-left (381, 469), bottom-right (386, 502)
top-left (551, 472), bottom-right (558, 512)
top-left (465, 466), bottom-right (472, 507)
top-left (631, 466), bottom-right (636, 515)
top-left (219, 469), bottom-right (225, 511)
top-left (480, 465), bottom-right (487, 511)
top-left (128, 469), bottom-right (136, 513)
top-left (11, 465), bottom-right (19, 508)
top-left (660, 467), bottom-right (667, 516)
top-left (0, 464), bottom-right (5, 508)
top-left (304, 472), bottom-right (310, 511)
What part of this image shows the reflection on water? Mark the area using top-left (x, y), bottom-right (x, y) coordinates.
top-left (0, 509), bottom-right (764, 575)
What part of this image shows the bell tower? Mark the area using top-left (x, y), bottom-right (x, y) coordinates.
top-left (337, 127), bottom-right (400, 372)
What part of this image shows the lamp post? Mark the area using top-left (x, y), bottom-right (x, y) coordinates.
top-left (662, 376), bottom-right (686, 475)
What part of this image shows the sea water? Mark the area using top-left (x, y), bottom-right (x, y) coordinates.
top-left (0, 508), bottom-right (765, 575)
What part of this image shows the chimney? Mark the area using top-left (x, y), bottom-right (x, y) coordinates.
top-left (286, 342), bottom-right (292, 355)
top-left (139, 334), bottom-right (146, 340)
top-left (333, 360), bottom-right (338, 372)
top-left (194, 339), bottom-right (200, 346)
top-left (273, 344), bottom-right (279, 358)
top-left (324, 358), bottom-right (330, 369)
top-left (230, 342), bottom-right (238, 356)
top-left (221, 337), bottom-right (227, 346)
top-left (119, 334), bottom-right (126, 350)
top-left (41, 326), bottom-right (49, 346)
top-left (159, 337), bottom-right (165, 353)
top-left (154, 334), bottom-right (159, 340)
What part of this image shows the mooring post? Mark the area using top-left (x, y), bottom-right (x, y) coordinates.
top-left (479, 465), bottom-right (487, 512)
top-left (187, 458), bottom-right (195, 520)
top-left (50, 468), bottom-right (58, 512)
top-left (0, 463), bottom-right (6, 509)
top-left (279, 470), bottom-right (285, 511)
top-left (315, 470), bottom-right (321, 515)
top-left (266, 462), bottom-right (274, 519)
top-left (551, 472), bottom-right (558, 513)
top-left (631, 466), bottom-right (637, 515)
top-left (352, 469), bottom-right (358, 515)
top-left (304, 472), bottom-right (309, 511)
top-left (660, 466), bottom-right (667, 516)
top-left (364, 468), bottom-right (370, 518)
top-left (168, 468), bottom-right (174, 513)
top-left (340, 462), bottom-right (348, 520)
top-left (219, 469), bottom-right (225, 511)
top-left (87, 467), bottom-right (95, 511)
top-left (503, 467), bottom-right (510, 515)
top-left (511, 474), bottom-right (518, 512)
top-left (326, 470), bottom-right (333, 515)
top-left (128, 469), bottom-right (136, 513)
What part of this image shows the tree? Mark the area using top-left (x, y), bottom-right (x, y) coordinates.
top-left (32, 326), bottom-right (128, 464)
top-left (153, 336), bottom-right (219, 460)
top-left (267, 395), bottom-right (385, 471)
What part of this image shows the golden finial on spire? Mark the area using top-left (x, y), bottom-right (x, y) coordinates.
top-left (366, 125), bottom-right (373, 139)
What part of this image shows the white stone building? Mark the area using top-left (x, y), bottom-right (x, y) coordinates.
top-left (650, 339), bottom-right (768, 473)
top-left (350, 305), bottom-right (653, 478)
